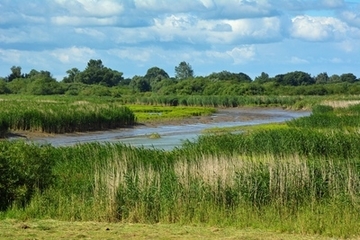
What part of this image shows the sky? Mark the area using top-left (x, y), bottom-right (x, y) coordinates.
top-left (0, 0), bottom-right (360, 81)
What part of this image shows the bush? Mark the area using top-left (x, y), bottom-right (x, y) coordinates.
top-left (0, 142), bottom-right (56, 211)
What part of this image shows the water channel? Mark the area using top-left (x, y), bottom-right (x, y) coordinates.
top-left (29, 108), bottom-right (310, 150)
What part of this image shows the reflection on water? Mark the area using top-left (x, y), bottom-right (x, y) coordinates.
top-left (30, 109), bottom-right (310, 150)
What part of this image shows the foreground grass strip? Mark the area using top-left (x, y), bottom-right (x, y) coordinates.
top-left (0, 219), bottom-right (338, 240)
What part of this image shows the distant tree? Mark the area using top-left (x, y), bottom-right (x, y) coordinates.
top-left (207, 71), bottom-right (252, 83)
top-left (329, 74), bottom-right (341, 83)
top-left (130, 76), bottom-right (151, 92)
top-left (144, 67), bottom-right (170, 92)
top-left (254, 72), bottom-right (270, 83)
top-left (6, 66), bottom-right (23, 82)
top-left (175, 61), bottom-right (194, 80)
top-left (78, 59), bottom-right (124, 86)
top-left (145, 67), bottom-right (169, 80)
top-left (340, 73), bottom-right (357, 83)
top-left (276, 71), bottom-right (314, 86)
top-left (315, 72), bottom-right (329, 84)
top-left (26, 70), bottom-right (63, 95)
top-left (63, 68), bottom-right (81, 83)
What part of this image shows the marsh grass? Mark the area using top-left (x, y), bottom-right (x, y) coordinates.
top-left (0, 99), bottom-right (136, 134)
top-left (129, 105), bottom-right (216, 122)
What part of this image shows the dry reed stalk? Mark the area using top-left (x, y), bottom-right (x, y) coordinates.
top-left (322, 100), bottom-right (360, 108)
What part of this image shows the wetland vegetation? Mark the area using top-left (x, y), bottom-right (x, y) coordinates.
top-left (1, 61), bottom-right (360, 239)
top-left (1, 100), bottom-right (360, 238)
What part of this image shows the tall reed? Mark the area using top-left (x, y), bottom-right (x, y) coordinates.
top-left (0, 99), bottom-right (136, 134)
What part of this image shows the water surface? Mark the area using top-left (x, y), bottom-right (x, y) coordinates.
top-left (31, 108), bottom-right (310, 150)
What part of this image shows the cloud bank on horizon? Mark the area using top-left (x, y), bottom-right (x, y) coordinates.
top-left (0, 0), bottom-right (359, 80)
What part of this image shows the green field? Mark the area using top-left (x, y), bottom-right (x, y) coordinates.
top-left (2, 96), bottom-right (360, 238)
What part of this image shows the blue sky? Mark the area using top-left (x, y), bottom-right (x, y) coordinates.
top-left (0, 0), bottom-right (360, 80)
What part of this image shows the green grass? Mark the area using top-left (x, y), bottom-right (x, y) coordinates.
top-left (129, 105), bottom-right (216, 122)
top-left (0, 219), bottom-right (340, 240)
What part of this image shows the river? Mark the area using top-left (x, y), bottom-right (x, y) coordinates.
top-left (27, 108), bottom-right (310, 150)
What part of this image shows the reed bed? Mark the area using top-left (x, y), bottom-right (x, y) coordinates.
top-left (0, 99), bottom-right (135, 134)
top-left (120, 95), bottom-right (320, 109)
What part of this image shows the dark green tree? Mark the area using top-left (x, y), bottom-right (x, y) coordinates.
top-left (6, 66), bottom-right (23, 82)
top-left (276, 71), bottom-right (314, 86)
top-left (175, 61), bottom-right (194, 80)
top-left (130, 76), bottom-right (151, 92)
top-left (254, 72), bottom-right (270, 83)
top-left (208, 71), bottom-right (252, 83)
top-left (144, 67), bottom-right (170, 92)
top-left (329, 74), bottom-right (341, 83)
top-left (340, 73), bottom-right (357, 83)
top-left (315, 72), bottom-right (329, 84)
top-left (62, 68), bottom-right (81, 83)
top-left (27, 71), bottom-right (63, 95)
top-left (77, 59), bottom-right (124, 86)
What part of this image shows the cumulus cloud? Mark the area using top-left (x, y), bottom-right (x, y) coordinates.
top-left (226, 45), bottom-right (256, 64)
top-left (290, 15), bottom-right (348, 41)
top-left (340, 10), bottom-right (360, 28)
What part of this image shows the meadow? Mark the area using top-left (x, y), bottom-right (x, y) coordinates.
top-left (1, 96), bottom-right (360, 238)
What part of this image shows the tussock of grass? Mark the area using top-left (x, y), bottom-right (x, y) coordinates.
top-left (129, 105), bottom-right (216, 122)
top-left (147, 132), bottom-right (161, 139)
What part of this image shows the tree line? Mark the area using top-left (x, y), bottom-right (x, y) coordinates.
top-left (0, 59), bottom-right (359, 96)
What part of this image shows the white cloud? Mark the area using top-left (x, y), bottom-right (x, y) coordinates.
top-left (0, 27), bottom-right (50, 44)
top-left (74, 28), bottom-right (106, 40)
top-left (341, 10), bottom-right (360, 28)
top-left (290, 15), bottom-right (348, 41)
top-left (273, 0), bottom-right (345, 11)
top-left (320, 0), bottom-right (344, 8)
top-left (0, 49), bottom-right (22, 64)
top-left (107, 48), bottom-right (152, 62)
top-left (51, 16), bottom-right (118, 26)
top-left (133, 0), bottom-right (207, 13)
top-left (290, 56), bottom-right (309, 64)
top-left (53, 0), bottom-right (124, 17)
top-left (152, 15), bottom-right (285, 45)
top-left (51, 47), bottom-right (95, 63)
top-left (226, 45), bottom-right (256, 64)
